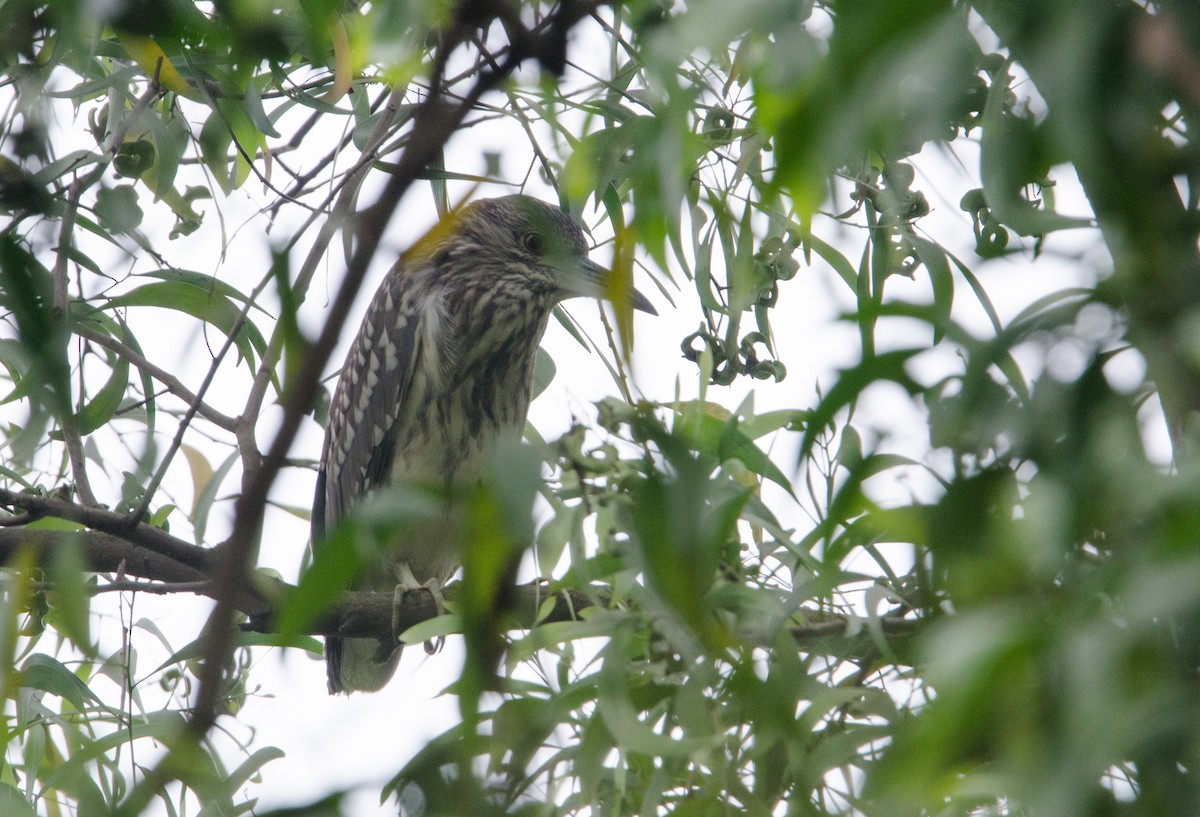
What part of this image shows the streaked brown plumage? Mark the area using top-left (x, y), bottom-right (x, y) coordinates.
top-left (312, 195), bottom-right (654, 693)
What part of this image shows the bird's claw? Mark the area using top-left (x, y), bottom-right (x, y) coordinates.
top-left (391, 575), bottom-right (446, 655)
top-left (421, 579), bottom-right (446, 655)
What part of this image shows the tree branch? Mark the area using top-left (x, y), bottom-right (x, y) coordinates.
top-left (54, 166), bottom-right (105, 508)
top-left (0, 528), bottom-right (209, 585)
top-left (243, 583), bottom-right (600, 641)
top-left (244, 582), bottom-right (921, 661)
top-left (0, 520), bottom-right (922, 662)
top-left (0, 487), bottom-right (213, 574)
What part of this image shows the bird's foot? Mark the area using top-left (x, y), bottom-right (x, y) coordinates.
top-left (391, 574), bottom-right (446, 655)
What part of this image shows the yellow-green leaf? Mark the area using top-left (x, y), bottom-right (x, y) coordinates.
top-left (114, 32), bottom-right (201, 100)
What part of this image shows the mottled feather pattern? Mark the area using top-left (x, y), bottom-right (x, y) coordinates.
top-left (313, 195), bottom-right (651, 693)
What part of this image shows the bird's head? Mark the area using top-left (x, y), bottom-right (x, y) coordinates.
top-left (440, 195), bottom-right (656, 315)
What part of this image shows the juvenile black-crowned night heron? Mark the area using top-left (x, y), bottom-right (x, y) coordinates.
top-left (312, 195), bottom-right (655, 693)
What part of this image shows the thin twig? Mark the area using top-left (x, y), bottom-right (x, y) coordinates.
top-left (53, 166), bottom-right (105, 507)
top-left (597, 307), bottom-right (637, 402)
top-left (242, 83), bottom-right (409, 438)
top-left (106, 79), bottom-right (166, 160)
top-left (503, 90), bottom-right (559, 187)
top-left (274, 101), bottom-right (375, 210)
top-left (76, 324), bottom-right (239, 432)
top-left (70, 579), bottom-right (214, 596)
top-left (125, 270), bottom-right (276, 526)
top-left (233, 85), bottom-right (413, 489)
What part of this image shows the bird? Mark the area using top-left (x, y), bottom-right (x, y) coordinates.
top-left (312, 194), bottom-right (655, 693)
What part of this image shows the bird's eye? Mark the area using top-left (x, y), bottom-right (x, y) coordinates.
top-left (522, 231), bottom-right (545, 255)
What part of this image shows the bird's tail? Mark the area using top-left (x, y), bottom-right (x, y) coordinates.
top-left (326, 636), bottom-right (402, 694)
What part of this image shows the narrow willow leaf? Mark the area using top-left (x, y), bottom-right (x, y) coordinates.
top-left (20, 654), bottom-right (100, 710)
top-left (105, 280), bottom-right (267, 369)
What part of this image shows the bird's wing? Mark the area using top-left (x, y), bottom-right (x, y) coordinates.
top-left (312, 268), bottom-right (421, 544)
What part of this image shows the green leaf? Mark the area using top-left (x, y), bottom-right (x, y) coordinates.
top-left (562, 124), bottom-right (635, 203)
top-left (95, 184), bottom-right (144, 233)
top-left (0, 236), bottom-right (71, 418)
top-left (458, 442), bottom-right (546, 716)
top-left (141, 269), bottom-right (265, 310)
top-left (199, 106), bottom-right (234, 192)
top-left (0, 784), bottom-right (36, 817)
top-left (946, 250), bottom-right (1006, 328)
top-left (141, 102), bottom-right (189, 196)
top-left (837, 425), bottom-right (864, 471)
top-left (223, 96), bottom-right (263, 190)
top-left (272, 250), bottom-right (304, 398)
top-left (20, 654), bottom-right (99, 710)
top-left (119, 318), bottom-right (154, 435)
top-left (105, 280), bottom-right (267, 370)
top-left (26, 517), bottom-right (85, 531)
top-left (535, 501), bottom-right (578, 575)
top-left (671, 401), bottom-right (795, 497)
top-left (980, 61), bottom-right (1092, 236)
top-left (849, 504), bottom-right (931, 551)
top-left (738, 408), bottom-right (804, 440)
top-left (800, 349), bottom-right (925, 464)
top-left (191, 449), bottom-right (238, 546)
top-left (910, 236), bottom-right (953, 344)
top-left (532, 347), bottom-right (557, 399)
top-left (47, 535), bottom-right (95, 656)
top-left (629, 452), bottom-right (748, 643)
top-left (399, 613), bottom-right (461, 645)
top-left (276, 522), bottom-right (363, 643)
top-left (74, 342), bottom-right (129, 435)
top-left (226, 746), bottom-right (285, 793)
top-left (596, 629), bottom-right (717, 757)
top-left (508, 614), bottom-right (624, 664)
top-left (29, 150), bottom-right (103, 186)
top-left (278, 486), bottom-right (438, 641)
top-left (250, 793), bottom-right (347, 817)
top-left (717, 413), bottom-right (794, 497)
top-left (243, 78), bottom-right (281, 138)
top-left (45, 711), bottom-right (188, 790)
top-left (154, 631), bottom-right (323, 673)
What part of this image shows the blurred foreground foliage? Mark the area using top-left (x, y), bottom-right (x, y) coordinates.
top-left (1, 0), bottom-right (1200, 815)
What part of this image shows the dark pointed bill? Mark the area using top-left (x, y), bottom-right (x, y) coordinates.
top-left (578, 258), bottom-right (658, 315)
